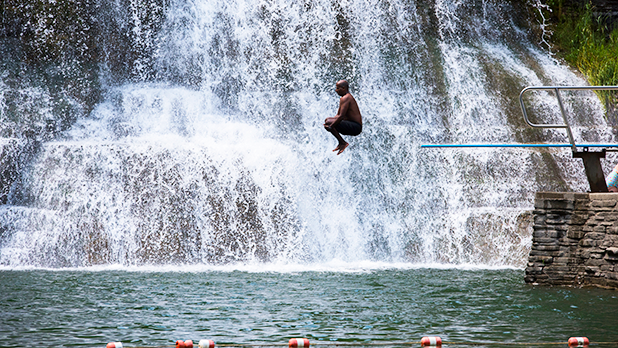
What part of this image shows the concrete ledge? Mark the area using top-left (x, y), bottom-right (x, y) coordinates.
top-left (525, 192), bottom-right (618, 289)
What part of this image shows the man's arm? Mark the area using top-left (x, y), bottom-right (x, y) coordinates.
top-left (330, 95), bottom-right (351, 128)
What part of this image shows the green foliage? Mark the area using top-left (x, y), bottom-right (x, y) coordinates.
top-left (547, 1), bottom-right (618, 119)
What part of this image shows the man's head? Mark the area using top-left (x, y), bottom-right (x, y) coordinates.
top-left (335, 80), bottom-right (349, 96)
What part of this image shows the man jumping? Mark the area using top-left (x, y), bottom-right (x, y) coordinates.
top-left (323, 80), bottom-right (363, 155)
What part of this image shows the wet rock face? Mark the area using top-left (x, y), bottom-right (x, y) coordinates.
top-left (1, 0), bottom-right (170, 208)
top-left (0, 141), bottom-right (20, 205)
top-left (0, 139), bottom-right (41, 206)
top-left (1, 0), bottom-right (103, 135)
top-left (526, 192), bottom-right (618, 290)
top-left (1, 0), bottom-right (170, 141)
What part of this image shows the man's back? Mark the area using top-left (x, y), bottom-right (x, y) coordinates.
top-left (339, 93), bottom-right (362, 126)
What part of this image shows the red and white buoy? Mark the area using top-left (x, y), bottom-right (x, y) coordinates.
top-left (420, 337), bottom-right (442, 347)
top-left (177, 340), bottom-right (194, 348)
top-left (568, 337), bottom-right (589, 347)
top-left (106, 342), bottom-right (123, 348)
top-left (199, 339), bottom-right (215, 348)
top-left (289, 338), bottom-right (310, 348)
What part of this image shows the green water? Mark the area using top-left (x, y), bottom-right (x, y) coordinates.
top-left (1, 267), bottom-right (617, 348)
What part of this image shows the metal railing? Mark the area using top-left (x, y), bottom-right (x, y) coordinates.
top-left (519, 85), bottom-right (618, 150)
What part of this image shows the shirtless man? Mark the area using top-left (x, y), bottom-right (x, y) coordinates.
top-left (324, 80), bottom-right (363, 155)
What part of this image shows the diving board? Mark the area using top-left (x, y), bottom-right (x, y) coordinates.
top-left (420, 86), bottom-right (618, 193)
top-left (420, 144), bottom-right (618, 148)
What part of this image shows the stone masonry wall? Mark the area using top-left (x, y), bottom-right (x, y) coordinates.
top-left (525, 192), bottom-right (618, 289)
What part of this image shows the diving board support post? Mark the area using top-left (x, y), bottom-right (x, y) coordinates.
top-left (572, 149), bottom-right (608, 192)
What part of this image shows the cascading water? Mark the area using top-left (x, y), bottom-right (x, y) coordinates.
top-left (1, 0), bottom-right (616, 268)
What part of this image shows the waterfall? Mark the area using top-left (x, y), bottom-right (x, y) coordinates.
top-left (1, 0), bottom-right (615, 268)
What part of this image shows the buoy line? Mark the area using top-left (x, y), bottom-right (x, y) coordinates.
top-left (107, 336), bottom-right (618, 348)
top-left (115, 342), bottom-right (618, 348)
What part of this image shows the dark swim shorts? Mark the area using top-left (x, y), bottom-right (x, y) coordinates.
top-left (335, 120), bottom-right (362, 136)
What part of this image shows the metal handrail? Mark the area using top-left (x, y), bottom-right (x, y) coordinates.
top-left (519, 86), bottom-right (618, 150)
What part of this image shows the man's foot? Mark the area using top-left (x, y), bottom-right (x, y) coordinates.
top-left (336, 142), bottom-right (349, 155)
